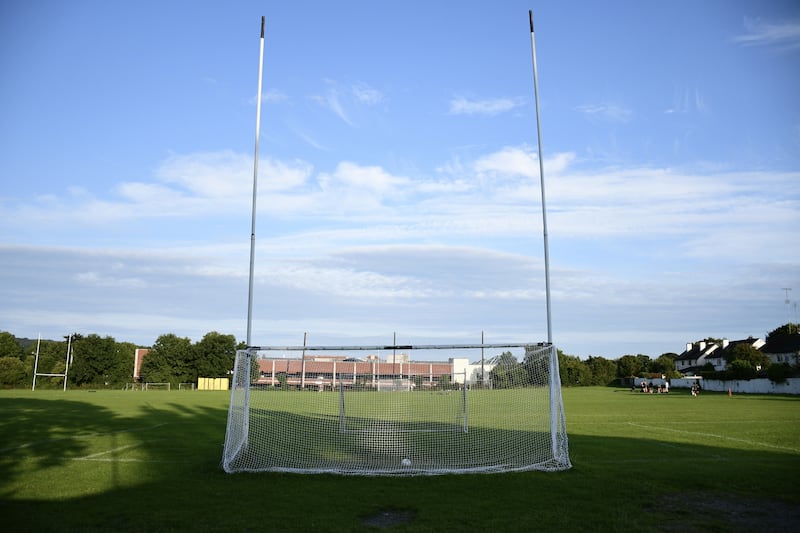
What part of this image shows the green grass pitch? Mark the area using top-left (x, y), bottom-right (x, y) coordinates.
top-left (1, 387), bottom-right (798, 531)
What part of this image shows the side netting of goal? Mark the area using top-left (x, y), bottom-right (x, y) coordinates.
top-left (221, 342), bottom-right (571, 475)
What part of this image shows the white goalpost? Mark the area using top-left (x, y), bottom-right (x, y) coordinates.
top-left (32, 333), bottom-right (72, 391)
top-left (223, 12), bottom-right (571, 475)
top-left (222, 342), bottom-right (570, 475)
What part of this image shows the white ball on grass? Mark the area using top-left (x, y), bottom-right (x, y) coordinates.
top-left (401, 458), bottom-right (412, 466)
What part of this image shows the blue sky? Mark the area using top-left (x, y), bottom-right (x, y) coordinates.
top-left (1, 0), bottom-right (798, 359)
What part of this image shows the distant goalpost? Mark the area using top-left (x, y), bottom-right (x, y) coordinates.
top-left (144, 382), bottom-right (171, 391)
top-left (32, 333), bottom-right (72, 392)
top-left (222, 342), bottom-right (570, 475)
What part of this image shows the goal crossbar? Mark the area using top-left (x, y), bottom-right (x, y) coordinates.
top-left (249, 342), bottom-right (549, 352)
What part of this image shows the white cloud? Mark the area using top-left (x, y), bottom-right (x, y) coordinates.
top-left (314, 161), bottom-right (411, 213)
top-left (665, 87), bottom-right (707, 114)
top-left (449, 96), bottom-right (523, 116)
top-left (263, 88), bottom-right (288, 102)
top-left (75, 271), bottom-right (148, 289)
top-left (312, 80), bottom-right (354, 125)
top-left (352, 82), bottom-right (384, 105)
top-left (735, 18), bottom-right (800, 50)
top-left (474, 146), bottom-right (538, 179)
top-left (3, 145), bottom-right (798, 357)
top-left (575, 103), bottom-right (632, 122)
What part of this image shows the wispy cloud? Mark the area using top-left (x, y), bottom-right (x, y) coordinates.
top-left (575, 103), bottom-right (632, 122)
top-left (2, 147), bottom-right (798, 354)
top-left (7, 146), bottom-right (798, 262)
top-left (75, 271), bottom-right (148, 289)
top-left (735, 17), bottom-right (800, 50)
top-left (664, 87), bottom-right (707, 114)
top-left (352, 82), bottom-right (384, 105)
top-left (312, 80), bottom-right (354, 125)
top-left (263, 88), bottom-right (288, 103)
top-left (449, 96), bottom-right (523, 116)
top-left (310, 80), bottom-right (384, 125)
top-left (249, 88), bottom-right (288, 105)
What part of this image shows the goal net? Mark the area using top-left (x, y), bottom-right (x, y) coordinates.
top-left (222, 342), bottom-right (571, 475)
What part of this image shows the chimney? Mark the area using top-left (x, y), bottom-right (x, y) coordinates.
top-left (686, 342), bottom-right (692, 352)
top-left (722, 339), bottom-right (729, 348)
top-left (699, 341), bottom-right (706, 351)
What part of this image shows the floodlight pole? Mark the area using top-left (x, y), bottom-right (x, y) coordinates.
top-left (246, 16), bottom-right (266, 349)
top-left (529, 10), bottom-right (553, 345)
top-left (782, 288), bottom-right (792, 325)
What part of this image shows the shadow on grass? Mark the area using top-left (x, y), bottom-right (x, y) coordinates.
top-left (0, 392), bottom-right (798, 532)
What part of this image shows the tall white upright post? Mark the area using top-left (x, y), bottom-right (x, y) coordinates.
top-left (240, 17), bottom-right (265, 449)
top-left (31, 334), bottom-right (41, 391)
top-left (246, 16), bottom-right (266, 349)
top-left (63, 334), bottom-right (72, 391)
top-left (529, 10), bottom-right (553, 345)
top-left (529, 10), bottom-right (565, 462)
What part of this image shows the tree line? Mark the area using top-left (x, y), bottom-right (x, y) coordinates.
top-left (1, 323), bottom-right (796, 389)
top-left (487, 323), bottom-right (799, 388)
top-left (0, 331), bottom-right (242, 389)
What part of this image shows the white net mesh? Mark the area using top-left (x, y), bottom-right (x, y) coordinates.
top-left (222, 343), bottom-right (571, 475)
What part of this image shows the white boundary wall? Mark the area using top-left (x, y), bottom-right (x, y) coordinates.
top-left (670, 377), bottom-right (800, 395)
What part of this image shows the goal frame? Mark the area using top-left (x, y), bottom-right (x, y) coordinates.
top-left (222, 341), bottom-right (571, 475)
top-left (224, 12), bottom-right (570, 476)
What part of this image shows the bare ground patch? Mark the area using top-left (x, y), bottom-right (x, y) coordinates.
top-left (649, 492), bottom-right (800, 532)
top-left (362, 509), bottom-right (417, 529)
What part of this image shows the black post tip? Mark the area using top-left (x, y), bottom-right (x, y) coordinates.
top-left (260, 16), bottom-right (265, 38)
top-left (529, 10), bottom-right (534, 32)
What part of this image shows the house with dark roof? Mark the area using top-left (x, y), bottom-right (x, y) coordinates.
top-left (761, 333), bottom-right (800, 366)
top-left (675, 341), bottom-right (720, 374)
top-left (675, 337), bottom-right (765, 375)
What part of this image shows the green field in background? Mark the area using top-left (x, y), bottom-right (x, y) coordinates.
top-left (1, 387), bottom-right (798, 531)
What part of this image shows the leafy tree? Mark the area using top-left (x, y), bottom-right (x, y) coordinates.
top-left (635, 354), bottom-right (652, 375)
top-left (193, 331), bottom-right (237, 379)
top-left (0, 357), bottom-right (26, 387)
top-left (767, 323), bottom-right (799, 338)
top-left (69, 334), bottom-right (117, 386)
top-left (276, 372), bottom-right (288, 388)
top-left (494, 351), bottom-right (518, 366)
top-left (109, 342), bottom-right (137, 384)
top-left (767, 363), bottom-right (792, 383)
top-left (140, 334), bottom-right (193, 385)
top-left (558, 351), bottom-right (591, 386)
top-left (585, 356), bottom-right (617, 386)
top-left (649, 354), bottom-right (677, 376)
top-left (726, 343), bottom-right (770, 370)
top-left (0, 332), bottom-right (22, 359)
top-left (728, 359), bottom-right (757, 379)
top-left (523, 346), bottom-right (550, 386)
top-left (616, 355), bottom-right (642, 378)
top-left (489, 352), bottom-right (526, 389)
top-left (249, 354), bottom-right (261, 383)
